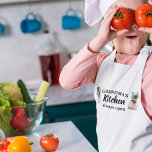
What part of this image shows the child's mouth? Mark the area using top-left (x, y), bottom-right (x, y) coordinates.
top-left (126, 36), bottom-right (138, 40)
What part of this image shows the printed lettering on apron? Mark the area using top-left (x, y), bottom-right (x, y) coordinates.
top-left (96, 87), bottom-right (139, 111)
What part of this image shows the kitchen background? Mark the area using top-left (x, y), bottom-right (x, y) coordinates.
top-left (0, 0), bottom-right (152, 86)
top-left (0, 0), bottom-right (100, 86)
top-left (1, 1), bottom-right (152, 151)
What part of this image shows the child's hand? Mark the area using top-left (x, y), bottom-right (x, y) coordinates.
top-left (138, 27), bottom-right (152, 33)
top-left (89, 5), bottom-right (129, 53)
top-left (98, 5), bottom-right (129, 43)
top-left (149, 0), bottom-right (152, 5)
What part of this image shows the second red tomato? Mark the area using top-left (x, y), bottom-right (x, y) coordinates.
top-left (135, 4), bottom-right (152, 27)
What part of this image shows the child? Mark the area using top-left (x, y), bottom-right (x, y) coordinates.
top-left (60, 0), bottom-right (152, 151)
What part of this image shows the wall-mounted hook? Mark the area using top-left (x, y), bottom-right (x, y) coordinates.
top-left (28, 0), bottom-right (33, 12)
top-left (69, 0), bottom-right (72, 10)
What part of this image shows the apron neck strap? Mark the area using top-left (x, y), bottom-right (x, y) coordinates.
top-left (109, 50), bottom-right (117, 62)
top-left (108, 45), bottom-right (152, 66)
top-left (134, 46), bottom-right (152, 66)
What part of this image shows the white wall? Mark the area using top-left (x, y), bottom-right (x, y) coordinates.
top-left (0, 1), bottom-right (98, 85)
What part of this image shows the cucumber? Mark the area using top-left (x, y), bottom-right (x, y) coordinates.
top-left (17, 79), bottom-right (33, 104)
top-left (35, 81), bottom-right (50, 102)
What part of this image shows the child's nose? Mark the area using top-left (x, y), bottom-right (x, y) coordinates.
top-left (128, 14), bottom-right (138, 29)
top-left (130, 21), bottom-right (139, 29)
top-left (129, 10), bottom-right (139, 29)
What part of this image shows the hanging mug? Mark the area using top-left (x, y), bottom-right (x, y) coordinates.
top-left (62, 9), bottom-right (81, 30)
top-left (0, 23), bottom-right (4, 36)
top-left (20, 12), bottom-right (42, 33)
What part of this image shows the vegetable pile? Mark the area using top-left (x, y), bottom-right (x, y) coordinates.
top-left (0, 136), bottom-right (32, 152)
top-left (0, 79), bottom-right (49, 134)
top-left (0, 133), bottom-right (59, 152)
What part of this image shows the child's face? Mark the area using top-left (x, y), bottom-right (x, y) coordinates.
top-left (112, 0), bottom-right (149, 54)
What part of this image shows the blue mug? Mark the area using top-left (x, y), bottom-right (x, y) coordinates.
top-left (62, 9), bottom-right (81, 30)
top-left (0, 23), bottom-right (4, 36)
top-left (20, 13), bottom-right (41, 33)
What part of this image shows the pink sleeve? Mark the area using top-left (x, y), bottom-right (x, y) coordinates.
top-left (59, 45), bottom-right (98, 90)
top-left (141, 54), bottom-right (152, 120)
top-left (59, 44), bottom-right (110, 90)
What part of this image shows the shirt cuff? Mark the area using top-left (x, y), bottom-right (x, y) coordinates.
top-left (87, 43), bottom-right (99, 54)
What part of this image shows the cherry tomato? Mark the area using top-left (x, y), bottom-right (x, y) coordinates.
top-left (40, 134), bottom-right (59, 152)
top-left (135, 4), bottom-right (152, 27)
top-left (111, 8), bottom-right (133, 30)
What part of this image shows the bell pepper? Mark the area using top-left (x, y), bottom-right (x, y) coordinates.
top-left (2, 137), bottom-right (15, 143)
top-left (0, 141), bottom-right (10, 152)
top-left (7, 136), bottom-right (32, 152)
top-left (10, 108), bottom-right (31, 132)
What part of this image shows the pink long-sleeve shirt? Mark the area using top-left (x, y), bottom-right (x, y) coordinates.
top-left (59, 44), bottom-right (152, 121)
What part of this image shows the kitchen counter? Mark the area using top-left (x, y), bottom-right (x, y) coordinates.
top-left (27, 121), bottom-right (97, 152)
top-left (27, 82), bottom-right (98, 150)
top-left (28, 80), bottom-right (95, 106)
top-left (45, 84), bottom-right (95, 106)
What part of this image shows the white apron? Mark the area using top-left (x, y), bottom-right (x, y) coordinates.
top-left (94, 45), bottom-right (152, 152)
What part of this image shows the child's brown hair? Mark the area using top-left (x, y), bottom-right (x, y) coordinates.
top-left (147, 34), bottom-right (152, 46)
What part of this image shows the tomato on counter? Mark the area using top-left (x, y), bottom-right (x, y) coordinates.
top-left (111, 8), bottom-right (133, 30)
top-left (40, 134), bottom-right (59, 152)
top-left (135, 4), bottom-right (152, 27)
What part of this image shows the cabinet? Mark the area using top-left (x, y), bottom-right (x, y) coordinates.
top-left (42, 101), bottom-right (98, 150)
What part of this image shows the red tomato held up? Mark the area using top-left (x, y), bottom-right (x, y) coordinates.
top-left (111, 8), bottom-right (133, 30)
top-left (135, 4), bottom-right (152, 27)
top-left (40, 134), bottom-right (59, 152)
